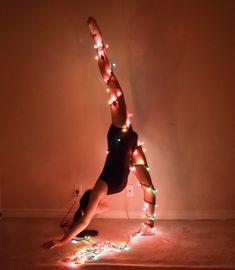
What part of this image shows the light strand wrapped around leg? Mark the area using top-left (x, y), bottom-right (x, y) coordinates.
top-left (131, 146), bottom-right (157, 232)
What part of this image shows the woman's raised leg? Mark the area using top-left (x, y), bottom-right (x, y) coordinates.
top-left (87, 17), bottom-right (129, 128)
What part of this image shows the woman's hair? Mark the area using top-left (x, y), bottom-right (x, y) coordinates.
top-left (73, 189), bottom-right (92, 223)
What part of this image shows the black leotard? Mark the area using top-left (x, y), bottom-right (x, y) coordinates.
top-left (97, 124), bottom-right (138, 195)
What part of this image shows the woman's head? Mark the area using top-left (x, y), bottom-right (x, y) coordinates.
top-left (73, 189), bottom-right (92, 223)
top-left (80, 189), bottom-right (92, 212)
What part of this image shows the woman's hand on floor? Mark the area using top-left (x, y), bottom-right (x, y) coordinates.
top-left (43, 239), bottom-right (65, 249)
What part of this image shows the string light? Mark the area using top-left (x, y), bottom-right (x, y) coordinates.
top-left (126, 118), bottom-right (131, 127)
top-left (130, 166), bottom-right (136, 172)
top-left (117, 91), bottom-right (122, 97)
top-left (97, 40), bottom-right (102, 48)
top-left (108, 97), bottom-right (117, 105)
top-left (68, 239), bottom-right (132, 266)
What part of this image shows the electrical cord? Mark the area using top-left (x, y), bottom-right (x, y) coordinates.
top-left (60, 190), bottom-right (79, 228)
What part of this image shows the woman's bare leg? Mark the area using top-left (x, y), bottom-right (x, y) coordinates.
top-left (131, 145), bottom-right (157, 235)
top-left (87, 17), bottom-right (129, 128)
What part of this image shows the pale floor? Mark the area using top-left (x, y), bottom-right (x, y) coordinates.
top-left (0, 218), bottom-right (235, 269)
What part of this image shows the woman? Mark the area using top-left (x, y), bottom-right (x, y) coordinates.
top-left (44, 17), bottom-right (156, 249)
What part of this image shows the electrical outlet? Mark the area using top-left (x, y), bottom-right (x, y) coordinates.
top-left (73, 184), bottom-right (82, 197)
top-left (127, 185), bottom-right (134, 197)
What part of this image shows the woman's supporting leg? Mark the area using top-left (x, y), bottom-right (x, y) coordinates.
top-left (87, 17), bottom-right (128, 128)
top-left (131, 145), bottom-right (157, 234)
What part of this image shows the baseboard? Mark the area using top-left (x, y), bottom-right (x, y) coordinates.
top-left (2, 208), bottom-right (235, 220)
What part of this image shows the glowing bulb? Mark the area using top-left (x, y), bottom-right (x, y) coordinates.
top-left (137, 140), bottom-right (144, 146)
top-left (105, 44), bottom-right (109, 48)
top-left (69, 261), bottom-right (77, 267)
top-left (117, 91), bottom-right (122, 97)
top-left (95, 56), bottom-right (99, 61)
top-left (106, 150), bottom-right (109, 154)
top-left (97, 40), bottom-right (102, 48)
top-left (137, 159), bottom-right (145, 165)
top-left (126, 118), bottom-right (131, 127)
top-left (143, 148), bottom-right (146, 152)
top-left (122, 127), bottom-right (127, 132)
top-left (106, 88), bottom-right (110, 93)
top-left (94, 45), bottom-right (98, 49)
top-left (71, 240), bottom-right (78, 244)
top-left (151, 227), bottom-right (156, 234)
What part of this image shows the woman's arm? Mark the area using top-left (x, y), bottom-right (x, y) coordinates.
top-left (44, 181), bottom-right (107, 249)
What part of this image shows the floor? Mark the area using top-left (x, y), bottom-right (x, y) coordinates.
top-left (0, 218), bottom-right (235, 269)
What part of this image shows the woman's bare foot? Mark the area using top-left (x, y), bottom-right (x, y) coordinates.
top-left (87, 17), bottom-right (112, 82)
top-left (138, 222), bottom-right (156, 236)
top-left (87, 17), bottom-right (103, 48)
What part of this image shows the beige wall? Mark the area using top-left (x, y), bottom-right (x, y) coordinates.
top-left (0, 0), bottom-right (234, 219)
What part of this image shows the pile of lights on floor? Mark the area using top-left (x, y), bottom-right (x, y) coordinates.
top-left (67, 224), bottom-right (157, 267)
top-left (67, 236), bottom-right (131, 267)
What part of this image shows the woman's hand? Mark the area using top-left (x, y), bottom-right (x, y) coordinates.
top-left (43, 239), bottom-right (65, 249)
